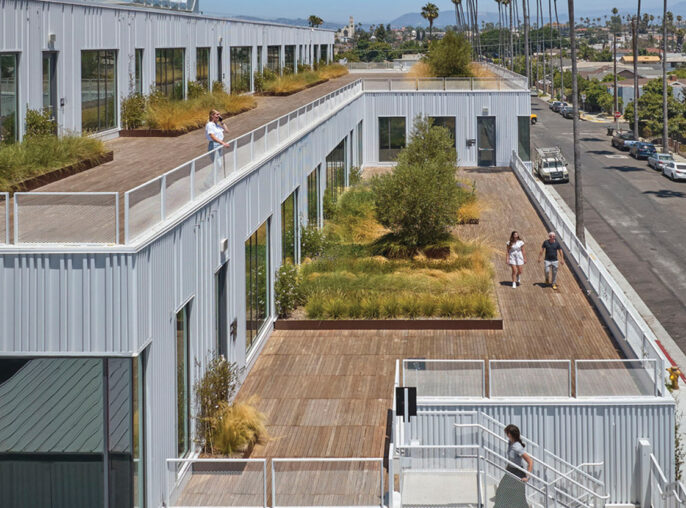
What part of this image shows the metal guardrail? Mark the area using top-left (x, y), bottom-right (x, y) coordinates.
top-left (649, 453), bottom-right (686, 507)
top-left (511, 151), bottom-right (669, 395)
top-left (0, 192), bottom-right (8, 244)
top-left (402, 357), bottom-right (660, 398)
top-left (123, 79), bottom-right (364, 243)
top-left (361, 76), bottom-right (527, 91)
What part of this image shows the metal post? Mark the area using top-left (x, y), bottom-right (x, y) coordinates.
top-left (271, 459), bottom-right (276, 508)
top-left (114, 194), bottom-right (120, 244)
top-left (160, 176), bottom-right (166, 221)
top-left (379, 459), bottom-right (384, 508)
top-left (637, 439), bottom-right (652, 508)
top-left (263, 460), bottom-right (267, 508)
top-left (123, 193), bottom-right (130, 244)
top-left (189, 160), bottom-right (195, 200)
top-left (13, 193), bottom-right (19, 244)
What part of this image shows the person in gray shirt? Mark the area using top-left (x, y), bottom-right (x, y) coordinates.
top-left (538, 232), bottom-right (565, 290)
top-left (493, 424), bottom-right (534, 507)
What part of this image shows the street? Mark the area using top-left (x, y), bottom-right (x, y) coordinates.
top-left (530, 98), bottom-right (686, 349)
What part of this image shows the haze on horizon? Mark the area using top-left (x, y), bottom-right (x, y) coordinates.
top-left (201, 0), bottom-right (673, 25)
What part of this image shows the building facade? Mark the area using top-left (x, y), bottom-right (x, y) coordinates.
top-left (0, 0), bottom-right (334, 142)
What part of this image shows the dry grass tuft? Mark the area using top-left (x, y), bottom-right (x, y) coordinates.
top-left (210, 395), bottom-right (268, 457)
top-left (407, 61), bottom-right (434, 78)
top-left (469, 63), bottom-right (498, 78)
top-left (262, 64), bottom-right (348, 95)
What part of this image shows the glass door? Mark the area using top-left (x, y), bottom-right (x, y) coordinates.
top-left (477, 116), bottom-right (496, 167)
top-left (42, 52), bottom-right (57, 131)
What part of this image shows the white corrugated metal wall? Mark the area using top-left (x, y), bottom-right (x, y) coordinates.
top-left (363, 90), bottom-right (530, 167)
top-left (0, 0), bottom-right (334, 139)
top-left (406, 401), bottom-right (675, 504)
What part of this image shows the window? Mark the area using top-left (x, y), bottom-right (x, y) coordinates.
top-left (135, 49), bottom-right (143, 95)
top-left (256, 46), bottom-right (263, 72)
top-left (518, 116), bottom-right (531, 162)
top-left (0, 54), bottom-right (18, 143)
top-left (378, 117), bottom-right (406, 162)
top-left (284, 45), bottom-right (296, 72)
top-left (429, 116), bottom-right (456, 144)
top-left (81, 50), bottom-right (117, 132)
top-left (155, 48), bottom-right (185, 99)
top-left (176, 304), bottom-right (190, 457)
top-left (307, 166), bottom-right (320, 225)
top-left (319, 44), bottom-right (328, 63)
top-left (217, 46), bottom-right (223, 83)
top-left (132, 352), bottom-right (146, 508)
top-left (230, 47), bottom-right (252, 93)
top-left (245, 221), bottom-right (270, 351)
top-left (42, 52), bottom-right (57, 127)
top-left (267, 46), bottom-right (281, 74)
top-left (281, 191), bottom-right (298, 263)
top-left (325, 140), bottom-right (346, 219)
top-left (196, 47), bottom-right (210, 89)
top-left (356, 120), bottom-right (363, 167)
top-left (215, 263), bottom-right (228, 359)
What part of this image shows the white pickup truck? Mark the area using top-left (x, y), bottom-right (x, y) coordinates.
top-left (533, 146), bottom-right (570, 183)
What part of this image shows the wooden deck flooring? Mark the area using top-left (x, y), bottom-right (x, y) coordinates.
top-left (238, 167), bottom-right (623, 462)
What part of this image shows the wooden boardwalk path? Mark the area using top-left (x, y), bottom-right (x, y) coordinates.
top-left (238, 167), bottom-right (623, 462)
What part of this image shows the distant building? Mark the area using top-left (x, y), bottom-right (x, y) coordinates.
top-left (621, 55), bottom-right (661, 64)
top-left (336, 16), bottom-right (356, 42)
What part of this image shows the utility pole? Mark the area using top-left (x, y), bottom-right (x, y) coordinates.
top-left (614, 30), bottom-right (618, 132)
top-left (632, 12), bottom-right (640, 140)
top-left (662, 0), bottom-right (668, 153)
top-left (568, 0), bottom-right (585, 244)
top-left (524, 0), bottom-right (531, 88)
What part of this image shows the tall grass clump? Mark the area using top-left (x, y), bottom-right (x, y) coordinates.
top-left (210, 396), bottom-right (268, 456)
top-left (257, 64), bottom-right (348, 95)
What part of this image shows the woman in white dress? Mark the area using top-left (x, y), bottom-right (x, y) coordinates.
top-left (506, 231), bottom-right (526, 288)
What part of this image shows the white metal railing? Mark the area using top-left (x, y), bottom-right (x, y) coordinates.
top-left (489, 359), bottom-right (572, 398)
top-left (361, 76), bottom-right (527, 92)
top-left (165, 458), bottom-right (268, 508)
top-left (124, 79), bottom-right (364, 243)
top-left (402, 359), bottom-right (485, 398)
top-left (271, 458), bottom-right (384, 508)
top-left (480, 62), bottom-right (529, 86)
top-left (511, 151), bottom-right (669, 396)
top-left (13, 192), bottom-right (119, 244)
top-left (0, 192), bottom-right (8, 244)
top-left (649, 453), bottom-right (686, 507)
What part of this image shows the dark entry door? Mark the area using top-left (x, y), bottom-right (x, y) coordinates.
top-left (42, 52), bottom-right (57, 130)
top-left (477, 116), bottom-right (496, 167)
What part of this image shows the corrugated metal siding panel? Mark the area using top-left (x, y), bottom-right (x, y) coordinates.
top-left (363, 91), bottom-right (530, 167)
top-left (407, 401), bottom-right (675, 504)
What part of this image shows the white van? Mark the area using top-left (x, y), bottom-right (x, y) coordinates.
top-left (534, 146), bottom-right (569, 183)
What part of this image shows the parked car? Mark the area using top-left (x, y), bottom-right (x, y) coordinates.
top-left (611, 131), bottom-right (637, 150)
top-left (531, 113), bottom-right (538, 125)
top-left (662, 161), bottom-right (686, 181)
top-left (549, 101), bottom-right (562, 111)
top-left (647, 152), bottom-right (674, 171)
top-left (560, 106), bottom-right (575, 118)
top-left (629, 142), bottom-right (657, 160)
top-left (552, 101), bottom-right (567, 112)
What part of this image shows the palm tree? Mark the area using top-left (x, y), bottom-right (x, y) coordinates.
top-left (523, 0), bottom-right (531, 87)
top-left (554, 0), bottom-right (563, 99)
top-left (496, 0), bottom-right (503, 60)
top-left (308, 15), bottom-right (324, 28)
top-left (547, 0), bottom-right (553, 97)
top-left (568, 0), bottom-right (585, 244)
top-left (451, 0), bottom-right (465, 31)
top-left (662, 0), bottom-right (668, 154)
top-left (632, 0), bottom-right (641, 140)
top-left (611, 7), bottom-right (620, 128)
top-left (421, 3), bottom-right (440, 40)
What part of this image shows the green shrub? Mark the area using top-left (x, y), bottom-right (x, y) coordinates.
top-left (426, 31), bottom-right (472, 77)
top-left (121, 93), bottom-right (146, 129)
top-left (372, 117), bottom-right (460, 250)
top-left (305, 298), bottom-right (325, 319)
top-left (212, 80), bottom-right (226, 94)
top-left (301, 223), bottom-right (329, 258)
top-left (187, 80), bottom-right (207, 99)
top-left (323, 186), bottom-right (337, 220)
top-left (25, 108), bottom-right (56, 138)
top-left (194, 355), bottom-right (241, 453)
top-left (274, 262), bottom-right (304, 318)
top-left (349, 166), bottom-right (363, 186)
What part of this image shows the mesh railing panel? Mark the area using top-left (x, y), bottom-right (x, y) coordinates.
top-left (253, 126), bottom-right (267, 161)
top-left (362, 79), bottom-right (391, 91)
top-left (404, 360), bottom-right (484, 397)
top-left (417, 78), bottom-right (445, 90)
top-left (126, 180), bottom-right (163, 242)
top-left (272, 460), bottom-right (382, 507)
top-left (390, 79), bottom-right (418, 91)
top-left (15, 192), bottom-right (118, 244)
top-left (236, 134), bottom-right (252, 171)
top-left (193, 153), bottom-right (216, 197)
top-left (0, 193), bottom-right (7, 244)
top-left (445, 78), bottom-right (472, 90)
top-left (221, 142), bottom-right (236, 178)
top-left (489, 360), bottom-right (571, 397)
top-left (473, 78), bottom-right (501, 90)
top-left (164, 162), bottom-right (192, 218)
top-left (168, 460), bottom-right (266, 507)
top-left (576, 360), bottom-right (657, 397)
top-left (267, 121), bottom-right (279, 150)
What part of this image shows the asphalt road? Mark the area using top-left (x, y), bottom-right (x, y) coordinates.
top-left (530, 98), bottom-right (686, 350)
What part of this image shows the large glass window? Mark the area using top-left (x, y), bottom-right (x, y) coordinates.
top-left (518, 115), bottom-right (532, 162)
top-left (284, 45), bottom-right (296, 73)
top-left (155, 48), bottom-right (185, 100)
top-left (215, 263), bottom-right (228, 359)
top-left (307, 166), bottom-right (320, 225)
top-left (42, 52), bottom-right (57, 127)
top-left (256, 46), bottom-right (263, 72)
top-left (196, 47), bottom-right (210, 90)
top-left (267, 46), bottom-right (281, 74)
top-left (0, 54), bottom-right (18, 143)
top-left (245, 221), bottom-right (270, 352)
top-left (176, 304), bottom-right (190, 457)
top-left (325, 140), bottom-right (346, 217)
top-left (319, 44), bottom-right (328, 63)
top-left (81, 50), bottom-right (117, 133)
top-left (135, 49), bottom-right (144, 95)
top-left (217, 46), bottom-right (223, 83)
top-left (430, 116), bottom-right (456, 144)
top-left (378, 117), bottom-right (406, 162)
top-left (356, 120), bottom-right (363, 167)
top-left (0, 357), bottom-right (143, 508)
top-left (230, 47), bottom-right (252, 94)
top-left (281, 191), bottom-right (298, 263)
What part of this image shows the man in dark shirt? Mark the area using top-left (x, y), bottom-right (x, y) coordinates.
top-left (537, 232), bottom-right (565, 290)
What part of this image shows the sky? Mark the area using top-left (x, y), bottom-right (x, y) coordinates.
top-left (200, 0), bottom-right (678, 25)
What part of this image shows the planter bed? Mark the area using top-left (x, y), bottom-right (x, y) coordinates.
top-left (8, 151), bottom-right (114, 193)
top-left (275, 318), bottom-right (503, 331)
top-left (256, 78), bottom-right (329, 97)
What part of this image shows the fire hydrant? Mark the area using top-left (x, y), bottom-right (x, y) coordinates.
top-left (667, 366), bottom-right (682, 390)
